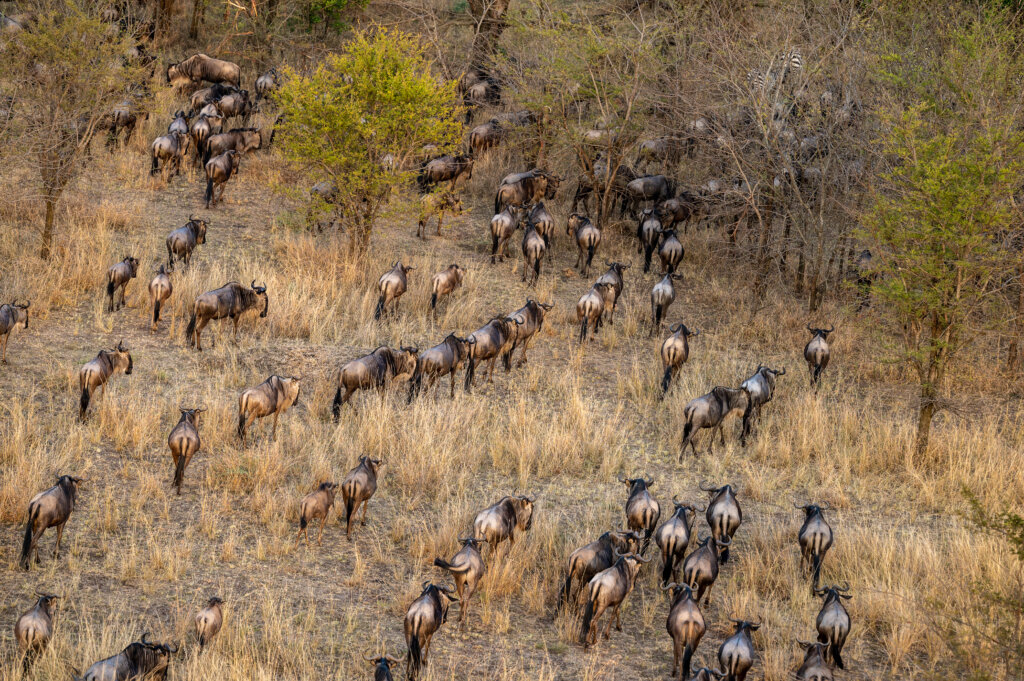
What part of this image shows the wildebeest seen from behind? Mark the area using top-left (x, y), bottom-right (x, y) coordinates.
top-left (409, 334), bottom-right (471, 400)
top-left (332, 346), bottom-right (418, 416)
top-left (490, 204), bottom-right (521, 264)
top-left (718, 619), bottom-right (761, 681)
top-left (651, 273), bottom-right (683, 336)
top-left (469, 118), bottom-right (504, 155)
top-left (661, 323), bottom-right (699, 394)
top-left (681, 534), bottom-right (723, 605)
top-left (365, 652), bottom-right (401, 681)
top-left (237, 375), bottom-right (301, 446)
top-left (79, 341), bottom-right (132, 419)
top-left (417, 154), bottom-right (474, 191)
top-left (0, 299), bottom-right (29, 363)
top-left (576, 283), bottom-right (612, 343)
top-left (595, 262), bottom-right (629, 325)
top-left (795, 640), bottom-right (834, 681)
top-left (106, 256), bottom-right (139, 312)
top-left (521, 217), bottom-right (546, 285)
top-left (797, 502), bottom-right (834, 589)
top-left (679, 387), bottom-right (749, 457)
top-left (804, 324), bottom-right (834, 387)
top-left (507, 298), bottom-right (553, 367)
top-left (205, 149), bottom-right (240, 208)
top-left (814, 583), bottom-right (852, 669)
top-left (656, 497), bottom-right (703, 585)
top-left (404, 582), bottom-right (459, 679)
top-left (637, 208), bottom-right (662, 272)
top-left (168, 110), bottom-right (190, 135)
top-left (579, 551), bottom-right (651, 647)
top-left (189, 115), bottom-right (213, 165)
top-left (214, 90), bottom-right (252, 123)
top-left (740, 365), bottom-right (785, 445)
top-left (198, 103), bottom-right (224, 135)
top-left (150, 132), bottom-right (191, 178)
top-left (169, 407), bottom-right (204, 495)
top-left (700, 482), bottom-right (742, 563)
top-left (72, 633), bottom-right (177, 681)
top-left (167, 53), bottom-right (242, 86)
top-left (417, 192), bottom-right (463, 238)
top-left (203, 128), bottom-right (261, 166)
top-left (195, 597), bottom-right (224, 651)
top-left (659, 228), bottom-right (684, 273)
top-left (375, 261), bottom-right (415, 320)
top-left (186, 281), bottom-right (267, 351)
top-left (463, 316), bottom-right (519, 392)
top-left (620, 474), bottom-right (660, 543)
top-left (20, 475), bottom-right (81, 570)
top-left (100, 101), bottom-right (142, 148)
top-left (295, 481), bottom-right (338, 547)
top-left (624, 174), bottom-right (674, 216)
top-left (525, 202), bottom-right (555, 256)
top-left (494, 168), bottom-right (560, 213)
top-left (430, 264), bottom-right (465, 311)
top-left (472, 494), bottom-right (535, 559)
top-left (663, 582), bottom-right (705, 680)
top-left (567, 213), bottom-right (602, 275)
top-left (570, 156), bottom-right (639, 215)
top-left (433, 537), bottom-right (486, 628)
top-left (341, 456), bottom-right (380, 540)
top-left (15, 592), bottom-right (58, 673)
top-left (166, 216), bottom-right (208, 269)
top-left (148, 266), bottom-right (172, 331)
top-left (558, 530), bottom-right (641, 609)
top-left (254, 68), bottom-right (279, 105)
top-left (189, 83), bottom-right (238, 114)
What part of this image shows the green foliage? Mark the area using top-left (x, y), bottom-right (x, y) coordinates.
top-left (301, 0), bottom-right (368, 34)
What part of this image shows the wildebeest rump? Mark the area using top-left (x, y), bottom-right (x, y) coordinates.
top-left (167, 53), bottom-right (241, 87)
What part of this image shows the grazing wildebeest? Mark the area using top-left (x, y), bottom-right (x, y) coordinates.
top-left (204, 149), bottom-right (240, 208)
top-left (409, 334), bottom-right (471, 400)
top-left (661, 323), bottom-right (699, 394)
top-left (150, 132), bottom-right (191, 178)
top-left (507, 298), bottom-right (553, 367)
top-left (796, 502), bottom-right (833, 589)
top-left (595, 262), bottom-right (629, 325)
top-left (651, 273), bottom-right (683, 335)
top-left (430, 264), bottom-right (465, 310)
top-left (168, 110), bottom-right (190, 135)
top-left (804, 324), bottom-right (834, 387)
top-left (166, 216), bottom-right (208, 269)
top-left (681, 535), bottom-right (723, 605)
top-left (375, 261), bottom-right (415, 320)
top-left (203, 128), bottom-right (261, 166)
top-left (417, 154), bottom-right (474, 191)
top-left (79, 342), bottom-right (132, 419)
top-left (255, 68), bottom-right (279, 105)
top-left (521, 218), bottom-right (547, 285)
top-left (718, 619), bottom-right (761, 681)
top-left (576, 283), bottom-right (612, 343)
top-left (417, 192), bottom-right (463, 238)
top-left (331, 346), bottom-right (418, 417)
top-left (739, 366), bottom-right (785, 445)
top-left (237, 375), bottom-right (301, 446)
top-left (679, 387), bottom-right (749, 457)
top-left (558, 530), bottom-right (642, 609)
top-left (624, 174), bottom-right (675, 216)
top-left (15, 592), bottom-right (58, 673)
top-left (469, 118), bottom-right (504, 155)
top-left (295, 481), bottom-right (338, 547)
top-left (494, 169), bottom-right (560, 214)
top-left (73, 633), bottom-right (177, 681)
top-left (795, 640), bottom-right (834, 681)
top-left (364, 652), bottom-right (401, 681)
top-left (659, 228), bottom-right (684, 273)
top-left (567, 213), bottom-right (601, 275)
top-left (340, 456), bottom-right (381, 539)
top-left (195, 597), bottom-right (224, 651)
top-left (637, 208), bottom-right (662, 272)
top-left (0, 299), bottom-right (29, 363)
top-left (185, 281), bottom-right (268, 351)
top-left (168, 407), bottom-right (204, 495)
top-left (473, 494), bottom-right (535, 559)
top-left (663, 582), bottom-right (705, 680)
top-left (701, 482), bottom-right (743, 563)
top-left (579, 551), bottom-right (651, 647)
top-left (19, 475), bottom-right (81, 570)
top-left (463, 316), bottom-right (519, 392)
top-left (433, 537), bottom-right (486, 628)
top-left (814, 583), bottom-right (852, 669)
top-left (167, 53), bottom-right (241, 87)
top-left (106, 256), bottom-right (139, 312)
top-left (490, 204), bottom-right (521, 264)
top-left (404, 582), bottom-right (458, 680)
top-left (620, 474), bottom-right (660, 543)
top-left (656, 497), bottom-right (702, 584)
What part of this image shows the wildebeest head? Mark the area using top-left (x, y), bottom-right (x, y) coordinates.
top-left (115, 339), bottom-right (133, 375)
top-left (178, 406), bottom-right (206, 425)
top-left (661, 581), bottom-right (697, 604)
top-left (55, 474), bottom-right (82, 502)
top-left (8, 299), bottom-right (29, 328)
top-left (250, 280), bottom-right (269, 317)
top-left (669, 322), bottom-right (698, 338)
top-left (795, 501), bottom-right (830, 519)
top-left (134, 632), bottom-right (179, 675)
top-left (604, 261), bottom-right (631, 278)
top-left (619, 474), bottom-right (654, 496)
top-left (188, 215), bottom-right (208, 244)
top-left (358, 455), bottom-right (382, 476)
top-left (123, 256), bottom-right (140, 277)
top-left (814, 582), bottom-right (852, 604)
top-left (206, 596), bottom-right (224, 608)
top-left (363, 651), bottom-right (401, 679)
top-left (807, 323), bottom-right (834, 340)
top-left (512, 493), bottom-right (536, 530)
top-left (279, 376), bottom-right (301, 406)
top-left (728, 617), bottom-right (762, 635)
top-left (395, 346), bottom-right (419, 381)
top-left (419, 581), bottom-right (460, 622)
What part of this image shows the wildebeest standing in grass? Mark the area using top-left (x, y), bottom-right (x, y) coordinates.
top-left (473, 494), bottom-right (535, 559)
top-left (20, 475), bottom-right (81, 570)
top-left (404, 582), bottom-right (458, 680)
top-left (195, 597), bottom-right (224, 651)
top-left (417, 192), bottom-right (463, 238)
top-left (166, 216), bottom-right (208, 269)
top-left (804, 324), bottom-right (834, 387)
top-left (205, 149), bottom-right (240, 208)
top-left (701, 482), bottom-right (743, 563)
top-left (681, 535), bottom-right (723, 605)
top-left (796, 502), bottom-right (833, 589)
top-left (255, 68), bottom-right (279, 106)
top-left (795, 640), bottom-right (834, 681)
top-left (620, 474), bottom-right (660, 543)
top-left (332, 346), bottom-right (418, 417)
top-left (295, 481), bottom-right (338, 547)
top-left (198, 103), bottom-right (224, 135)
top-left (106, 256), bottom-right (139, 312)
top-left (663, 582), bottom-right (705, 680)
top-left (0, 299), bottom-right (29, 363)
top-left (637, 208), bottom-right (662, 272)
top-left (203, 128), bottom-right (261, 166)
top-left (150, 131), bottom-right (191, 178)
top-left (341, 456), bottom-right (380, 540)
top-left (567, 212), bottom-right (602, 275)
top-left (375, 261), bottom-right (415, 320)
top-left (815, 583), bottom-right (852, 669)
top-left (558, 530), bottom-right (642, 609)
top-left (168, 407), bottom-right (204, 495)
top-left (659, 228), bottom-right (684, 273)
top-left (579, 551), bottom-right (651, 648)
top-left (15, 592), bottom-right (58, 673)
top-left (624, 174), bottom-right (675, 216)
top-left (364, 652), bottom-right (401, 681)
top-left (433, 537), bottom-right (486, 628)
top-left (185, 280), bottom-right (268, 351)
top-left (237, 375), bottom-right (301, 446)
top-left (651, 273), bottom-right (683, 335)
top-left (594, 261), bottom-right (629, 325)
top-left (463, 316), bottom-right (520, 392)
top-left (521, 218), bottom-right (547, 285)
top-left (525, 202), bottom-right (555, 257)
top-left (718, 618), bottom-right (761, 681)
top-left (167, 53), bottom-right (242, 87)
top-left (168, 110), bottom-right (190, 135)
top-left (661, 323), bottom-right (699, 394)
top-left (189, 115), bottom-right (213, 166)
top-left (214, 90), bottom-right (253, 125)
top-left (73, 633), bottom-right (177, 681)
top-left (739, 365), bottom-right (785, 445)
top-left (576, 283), bottom-right (612, 343)
top-left (490, 204), bottom-right (521, 264)
top-left (656, 497), bottom-right (702, 585)
top-left (409, 334), bottom-right (471, 400)
top-left (679, 387), bottom-right (749, 457)
top-left (148, 266), bottom-right (172, 331)
top-left (469, 118), bottom-right (504, 155)
top-left (493, 169), bottom-right (560, 213)
top-left (417, 154), bottom-right (474, 192)
top-left (507, 298), bottom-right (553, 367)
top-left (79, 341), bottom-right (133, 419)
top-left (429, 264), bottom-right (465, 311)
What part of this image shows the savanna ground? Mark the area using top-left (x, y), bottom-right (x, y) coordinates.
top-left (0, 71), bottom-right (1023, 681)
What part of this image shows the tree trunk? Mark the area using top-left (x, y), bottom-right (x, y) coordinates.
top-left (915, 381), bottom-right (936, 458)
top-left (40, 196), bottom-right (56, 260)
top-left (189, 0), bottom-right (204, 40)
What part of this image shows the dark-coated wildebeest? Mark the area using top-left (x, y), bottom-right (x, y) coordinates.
top-left (576, 283), bottom-right (612, 343)
top-left (409, 334), bottom-right (471, 400)
top-left (521, 218), bottom-right (546, 285)
top-left (473, 494), bottom-right (535, 559)
top-left (364, 652), bottom-right (401, 681)
top-left (99, 101), bottom-right (142, 148)
top-left (332, 346), bottom-right (418, 417)
top-left (166, 216), bottom-right (208, 269)
top-left (169, 407), bottom-right (205, 495)
top-left (580, 551), bottom-right (651, 647)
top-left (558, 530), bottom-right (641, 609)
top-left (237, 375), bottom-right (301, 446)
top-left (656, 497), bottom-right (703, 585)
top-left (681, 534), bottom-right (723, 605)
top-left (663, 582), bottom-right (705, 680)
top-left (375, 261), bottom-right (415, 320)
top-left (796, 641), bottom-right (834, 681)
top-left (148, 265), bottom-right (173, 332)
top-left (72, 633), bottom-right (177, 681)
top-left (567, 213), bottom-right (602, 275)
top-left (185, 280), bottom-right (267, 351)
top-left (295, 481), bottom-right (338, 547)
top-left (679, 387), bottom-right (750, 457)
top-left (433, 537), bottom-right (486, 628)
top-left (150, 132), bottom-right (191, 178)
top-left (651, 273), bottom-right (683, 336)
top-left (195, 597), bottom-right (224, 651)
top-left (203, 128), bottom-right (261, 166)
top-left (659, 228), bottom-right (684, 273)
top-left (796, 502), bottom-right (834, 589)
top-left (417, 192), bottom-right (463, 238)
top-left (739, 365), bottom-right (785, 445)
top-left (79, 341), bottom-right (133, 419)
top-left (701, 481), bottom-right (743, 564)
top-left (463, 316), bottom-right (519, 392)
top-left (215, 90), bottom-right (252, 123)
top-left (0, 299), bottom-right (29, 363)
top-left (659, 193), bottom-right (699, 232)
top-left (718, 619), bottom-right (761, 681)
top-left (636, 136), bottom-right (683, 170)
top-left (189, 115), bottom-right (213, 166)
top-left (106, 256), bottom-right (139, 312)
top-left (624, 174), bottom-right (675, 216)
top-left (20, 475), bottom-right (81, 570)
top-left (430, 264), bottom-right (465, 310)
top-left (15, 592), bottom-right (58, 673)
top-left (804, 324), bottom-right (834, 387)
top-left (507, 298), bottom-right (553, 367)
top-left (167, 53), bottom-right (241, 87)
top-left (814, 583), bottom-right (852, 669)
top-left (490, 204), bottom-right (521, 264)
top-left (594, 261), bottom-right (629, 325)
top-left (417, 154), bottom-right (474, 192)
top-left (341, 456), bottom-right (381, 539)
top-left (637, 208), bottom-right (662, 272)
top-left (205, 149), bottom-right (240, 208)
top-left (661, 323), bottom-right (699, 394)
top-left (189, 83), bottom-right (238, 113)
top-left (404, 582), bottom-right (458, 680)
top-left (494, 169), bottom-right (560, 214)
top-left (620, 474), bottom-right (660, 543)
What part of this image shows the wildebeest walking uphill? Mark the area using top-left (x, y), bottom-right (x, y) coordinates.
top-left (375, 261), bottom-right (415, 320)
top-left (15, 592), bottom-right (58, 673)
top-left (150, 132), bottom-right (191, 178)
top-left (417, 154), bottom-right (474, 192)
top-left (404, 582), bottom-right (459, 680)
top-left (237, 374), bottom-right (301, 446)
top-left (340, 456), bottom-right (381, 540)
top-left (20, 475), bottom-right (81, 570)
top-left (409, 334), bottom-right (471, 400)
top-left (167, 53), bottom-right (242, 87)
top-left (168, 407), bottom-right (204, 494)
top-left (166, 216), bottom-right (208, 269)
top-left (78, 341), bottom-right (133, 419)
top-left (332, 346), bottom-right (418, 417)
top-left (205, 149), bottom-right (240, 208)
top-left (463, 316), bottom-right (519, 392)
top-left (203, 128), bottom-right (261, 166)
top-left (558, 530), bottom-right (641, 609)
top-left (0, 299), bottom-right (29, 363)
top-left (494, 169), bottom-right (560, 213)
top-left (433, 537), bottom-right (486, 627)
top-left (429, 264), bottom-right (465, 310)
top-left (185, 280), bottom-right (268, 351)
top-left (148, 266), bottom-right (172, 330)
top-left (106, 256), bottom-right (139, 312)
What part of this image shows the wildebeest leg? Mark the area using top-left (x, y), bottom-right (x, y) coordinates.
top-left (574, 246), bottom-right (582, 269)
top-left (1, 334), bottom-right (8, 363)
top-left (53, 521), bottom-right (66, 558)
top-left (702, 581), bottom-right (713, 606)
top-left (517, 337), bottom-right (532, 367)
top-left (317, 515), bottom-right (327, 546)
top-left (32, 527), bottom-right (45, 564)
top-left (487, 357), bottom-right (496, 383)
top-left (272, 412), bottom-right (279, 439)
top-left (613, 604), bottom-right (623, 632)
top-left (719, 423), bottom-right (726, 446)
top-left (361, 499), bottom-right (369, 525)
top-left (232, 316), bottom-right (240, 341)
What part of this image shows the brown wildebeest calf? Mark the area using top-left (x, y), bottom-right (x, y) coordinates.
top-left (295, 481), bottom-right (338, 547)
top-left (195, 597), bottom-right (224, 651)
top-left (430, 264), bottom-right (465, 310)
top-left (15, 592), bottom-right (58, 673)
top-left (237, 375), bottom-right (301, 446)
top-left (341, 456), bottom-right (380, 539)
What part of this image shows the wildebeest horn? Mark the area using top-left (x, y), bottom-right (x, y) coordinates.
top-left (605, 259), bottom-right (612, 266)
top-left (820, 500), bottom-right (832, 510)
top-left (793, 501), bottom-right (807, 509)
top-left (690, 328), bottom-right (700, 336)
top-left (826, 324), bottom-right (835, 332)
top-left (164, 642), bottom-right (179, 654)
top-left (698, 480), bottom-right (717, 492)
top-left (660, 581), bottom-right (678, 591)
top-left (363, 650), bottom-right (377, 662)
top-left (670, 323), bottom-right (683, 333)
top-left (644, 475), bottom-right (653, 486)
top-left (776, 367), bottom-right (785, 375)
top-left (140, 632), bottom-right (152, 645)
top-left (672, 494), bottom-right (681, 503)
top-left (617, 474), bottom-right (627, 483)
top-left (715, 535), bottom-right (732, 546)
top-left (796, 639), bottom-right (817, 647)
top-left (634, 552), bottom-right (652, 563)
top-left (807, 323), bottom-right (813, 332)
top-left (385, 653), bottom-right (401, 663)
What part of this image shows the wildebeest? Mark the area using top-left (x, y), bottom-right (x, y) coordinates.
top-left (651, 273), bottom-right (683, 335)
top-left (688, 668), bottom-right (727, 681)
top-left (168, 110), bottom-right (190, 135)
top-left (576, 282), bottom-right (612, 343)
top-left (636, 207), bottom-right (661, 269)
top-left (189, 83), bottom-right (238, 113)
top-left (463, 316), bottom-right (519, 392)
top-left (796, 502), bottom-right (833, 589)
top-left (204, 149), bottom-right (240, 208)
top-left (332, 346), bottom-right (418, 417)
top-left (469, 118), bottom-right (504, 155)
top-left (185, 281), bottom-right (268, 351)
top-left (167, 53), bottom-right (241, 86)
top-left (558, 530), bottom-right (641, 608)
top-left (404, 582), bottom-right (458, 680)
top-left (364, 652), bottom-right (401, 681)
top-left (594, 262), bottom-right (629, 325)
top-left (701, 482), bottom-right (743, 563)
top-left (430, 264), bottom-right (465, 310)
top-left (433, 537), bottom-right (486, 628)
top-left (99, 101), bottom-right (142, 148)
top-left (472, 494), bottom-right (535, 558)
top-left (658, 193), bottom-right (699, 232)
top-left (254, 68), bottom-right (279, 105)
top-left (417, 154), bottom-right (474, 191)
top-left (198, 103), bottom-right (224, 134)
top-left (148, 266), bottom-right (172, 331)
top-left (679, 387), bottom-right (749, 457)
top-left (340, 456), bottom-right (381, 539)
top-left (663, 582), bottom-right (705, 680)
top-left (661, 323), bottom-right (699, 394)
top-left (521, 218), bottom-right (547, 285)
top-left (524, 202), bottom-right (555, 257)
top-left (166, 216), bottom-right (208, 269)
top-left (150, 132), bottom-right (191, 178)
top-left (195, 597), bottom-right (224, 651)
top-left (659, 228), bottom-right (684, 274)
top-left (636, 136), bottom-right (683, 170)
top-left (409, 334), bottom-right (471, 400)
top-left (19, 475), bottom-right (81, 570)
top-left (215, 90), bottom-right (252, 122)
top-left (417, 192), bottom-right (463, 238)
top-left (295, 481), bottom-right (338, 547)
top-left (73, 633), bottom-right (177, 681)
top-left (494, 169), bottom-right (560, 214)
top-left (681, 535), bottom-right (723, 605)
top-left (15, 592), bottom-right (58, 672)
top-left (79, 341), bottom-right (133, 419)
top-left (507, 299), bottom-right (553, 367)
top-left (580, 551), bottom-right (651, 647)
top-left (656, 497), bottom-right (702, 584)
top-left (490, 204), bottom-right (521, 264)
top-left (718, 618), bottom-right (761, 681)
top-left (570, 156), bottom-right (638, 216)
top-left (620, 474), bottom-right (660, 543)
top-left (739, 366), bottom-right (785, 445)
top-left (855, 249), bottom-right (873, 309)
top-left (567, 213), bottom-right (601, 275)
top-left (236, 375), bottom-right (301, 446)
top-left (624, 174), bottom-right (675, 216)
top-left (189, 115), bottom-right (213, 164)
top-left (169, 407), bottom-right (204, 495)
top-left (0, 299), bottom-right (29, 363)
top-left (203, 128), bottom-right (261, 166)
top-left (105, 256), bottom-right (139, 312)
top-left (375, 261), bottom-right (415, 320)
top-left (795, 640), bottom-right (834, 681)
top-left (804, 324), bottom-right (834, 387)
top-left (814, 583), bottom-right (852, 669)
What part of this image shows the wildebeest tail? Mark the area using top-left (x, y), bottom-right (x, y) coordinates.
top-left (579, 317), bottom-right (588, 343)
top-left (586, 243), bottom-right (595, 270)
top-left (344, 494), bottom-right (355, 533)
top-left (204, 176), bottom-right (214, 206)
top-left (79, 385), bottom-right (90, 419)
top-left (661, 366), bottom-right (673, 394)
top-left (299, 514), bottom-right (308, 530)
top-left (811, 552), bottom-right (822, 588)
top-left (557, 570), bottom-right (573, 608)
top-left (430, 292), bottom-right (438, 309)
top-left (373, 295), bottom-right (385, 320)
top-left (150, 152), bottom-right (158, 175)
top-left (644, 244), bottom-right (653, 272)
top-left (682, 644), bottom-right (694, 680)
top-left (533, 257), bottom-right (540, 279)
top-left (185, 309), bottom-right (197, 347)
top-left (236, 401), bottom-right (247, 440)
top-left (331, 386), bottom-right (342, 421)
top-left (173, 448), bottom-right (187, 490)
top-left (433, 556), bottom-right (454, 571)
top-left (106, 277), bottom-right (115, 299)
top-left (408, 633), bottom-right (422, 675)
top-left (20, 504), bottom-right (39, 568)
top-left (463, 356), bottom-right (476, 391)
top-left (493, 190), bottom-right (501, 215)
top-left (153, 299), bottom-right (161, 324)
top-left (580, 586), bottom-right (599, 643)
top-left (661, 554), bottom-right (674, 585)
top-left (490, 231), bottom-right (499, 264)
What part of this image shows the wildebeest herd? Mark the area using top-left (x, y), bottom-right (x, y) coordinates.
top-left (4, 48), bottom-right (856, 681)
